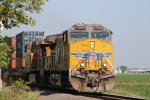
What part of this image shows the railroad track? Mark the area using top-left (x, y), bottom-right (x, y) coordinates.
top-left (81, 93), bottom-right (146, 100)
top-left (30, 86), bottom-right (146, 100)
top-left (55, 89), bottom-right (146, 100)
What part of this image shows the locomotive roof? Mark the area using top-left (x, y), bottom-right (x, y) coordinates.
top-left (68, 23), bottom-right (113, 34)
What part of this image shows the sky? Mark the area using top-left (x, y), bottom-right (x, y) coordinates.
top-left (2, 0), bottom-right (150, 68)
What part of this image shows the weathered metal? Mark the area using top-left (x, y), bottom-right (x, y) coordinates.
top-left (16, 31), bottom-right (44, 58)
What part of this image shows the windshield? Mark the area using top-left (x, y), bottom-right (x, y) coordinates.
top-left (70, 32), bottom-right (89, 39)
top-left (91, 32), bottom-right (109, 39)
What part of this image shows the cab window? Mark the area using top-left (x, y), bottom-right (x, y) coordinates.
top-left (70, 32), bottom-right (89, 39)
top-left (91, 32), bottom-right (109, 39)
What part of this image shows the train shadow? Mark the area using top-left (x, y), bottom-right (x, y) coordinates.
top-left (29, 85), bottom-right (103, 97)
top-left (3, 82), bottom-right (103, 97)
top-left (30, 86), bottom-right (81, 96)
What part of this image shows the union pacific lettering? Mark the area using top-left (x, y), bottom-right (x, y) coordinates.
top-left (71, 52), bottom-right (112, 61)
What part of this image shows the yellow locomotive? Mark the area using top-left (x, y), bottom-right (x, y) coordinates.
top-left (19, 24), bottom-right (115, 93)
top-left (68, 24), bottom-right (115, 92)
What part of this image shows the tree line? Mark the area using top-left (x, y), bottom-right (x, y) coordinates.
top-left (0, 0), bottom-right (48, 69)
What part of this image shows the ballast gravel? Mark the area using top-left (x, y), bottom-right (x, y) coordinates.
top-left (39, 90), bottom-right (101, 100)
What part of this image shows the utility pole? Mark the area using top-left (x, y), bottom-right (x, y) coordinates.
top-left (0, 21), bottom-right (4, 91)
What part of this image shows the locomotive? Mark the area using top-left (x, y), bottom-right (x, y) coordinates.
top-left (12, 24), bottom-right (116, 93)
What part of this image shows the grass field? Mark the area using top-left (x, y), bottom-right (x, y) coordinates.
top-left (109, 73), bottom-right (150, 99)
top-left (0, 79), bottom-right (39, 100)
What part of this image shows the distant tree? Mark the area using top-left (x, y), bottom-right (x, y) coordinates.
top-left (120, 65), bottom-right (127, 73)
top-left (0, 0), bottom-right (48, 29)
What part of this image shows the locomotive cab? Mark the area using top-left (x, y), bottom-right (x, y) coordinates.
top-left (68, 24), bottom-right (113, 70)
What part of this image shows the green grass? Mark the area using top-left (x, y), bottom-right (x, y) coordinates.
top-left (109, 73), bottom-right (150, 99)
top-left (0, 79), bottom-right (39, 100)
top-left (0, 87), bottom-right (39, 100)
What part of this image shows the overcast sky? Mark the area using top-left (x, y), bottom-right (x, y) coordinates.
top-left (2, 0), bottom-right (150, 68)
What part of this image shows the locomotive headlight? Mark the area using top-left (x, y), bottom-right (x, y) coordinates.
top-left (80, 63), bottom-right (85, 67)
top-left (91, 45), bottom-right (94, 48)
top-left (103, 63), bottom-right (107, 67)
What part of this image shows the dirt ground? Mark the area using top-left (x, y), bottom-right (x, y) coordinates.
top-left (35, 88), bottom-right (101, 100)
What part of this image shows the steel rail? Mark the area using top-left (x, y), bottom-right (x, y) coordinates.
top-left (81, 93), bottom-right (146, 100)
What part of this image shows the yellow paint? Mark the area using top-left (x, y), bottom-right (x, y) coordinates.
top-left (69, 39), bottom-right (114, 71)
